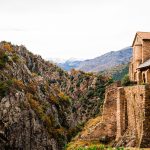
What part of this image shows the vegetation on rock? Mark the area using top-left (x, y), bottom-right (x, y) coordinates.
top-left (121, 74), bottom-right (130, 86)
top-left (100, 64), bottom-right (129, 81)
top-left (0, 41), bottom-right (110, 150)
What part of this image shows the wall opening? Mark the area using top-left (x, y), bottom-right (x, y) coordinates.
top-left (143, 73), bottom-right (146, 83)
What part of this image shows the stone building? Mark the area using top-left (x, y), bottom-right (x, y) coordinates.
top-left (129, 32), bottom-right (150, 84)
top-left (91, 32), bottom-right (150, 147)
top-left (67, 32), bottom-right (150, 148)
top-left (115, 32), bottom-right (150, 147)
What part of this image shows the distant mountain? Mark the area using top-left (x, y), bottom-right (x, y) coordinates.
top-left (59, 47), bottom-right (132, 72)
top-left (58, 59), bottom-right (82, 71)
top-left (76, 47), bottom-right (132, 72)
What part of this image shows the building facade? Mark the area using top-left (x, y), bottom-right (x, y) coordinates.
top-left (129, 32), bottom-right (150, 84)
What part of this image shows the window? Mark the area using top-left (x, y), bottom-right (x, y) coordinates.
top-left (143, 73), bottom-right (146, 83)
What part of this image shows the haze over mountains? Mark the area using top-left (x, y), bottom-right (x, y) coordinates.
top-left (57, 47), bottom-right (132, 72)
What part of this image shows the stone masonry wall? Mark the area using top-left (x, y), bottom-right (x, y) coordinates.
top-left (75, 82), bottom-right (150, 148)
top-left (140, 85), bottom-right (150, 147)
top-left (116, 85), bottom-right (150, 148)
top-left (142, 40), bottom-right (150, 63)
top-left (101, 82), bottom-right (121, 140)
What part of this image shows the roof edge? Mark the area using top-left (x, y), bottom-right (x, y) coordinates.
top-left (132, 31), bottom-right (150, 47)
top-left (132, 32), bottom-right (138, 47)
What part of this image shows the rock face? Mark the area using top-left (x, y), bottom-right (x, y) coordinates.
top-left (0, 92), bottom-right (54, 150)
top-left (0, 41), bottom-right (110, 150)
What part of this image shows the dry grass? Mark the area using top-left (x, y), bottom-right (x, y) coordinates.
top-left (74, 116), bottom-right (102, 140)
top-left (66, 140), bottom-right (150, 150)
top-left (67, 116), bottom-right (104, 149)
top-left (66, 140), bottom-right (102, 150)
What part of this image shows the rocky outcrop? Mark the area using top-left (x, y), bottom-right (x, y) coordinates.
top-left (0, 41), bottom-right (110, 150)
top-left (0, 92), bottom-right (56, 150)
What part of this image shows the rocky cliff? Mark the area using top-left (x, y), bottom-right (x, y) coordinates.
top-left (0, 41), bottom-right (110, 150)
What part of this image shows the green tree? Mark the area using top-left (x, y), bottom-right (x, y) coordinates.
top-left (121, 74), bottom-right (130, 86)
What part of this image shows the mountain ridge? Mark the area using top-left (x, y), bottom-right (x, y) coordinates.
top-left (58, 47), bottom-right (132, 73)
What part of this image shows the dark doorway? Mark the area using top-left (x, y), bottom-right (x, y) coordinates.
top-left (143, 73), bottom-right (146, 83)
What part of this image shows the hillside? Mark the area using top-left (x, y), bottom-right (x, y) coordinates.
top-left (99, 63), bottom-right (129, 81)
top-left (59, 47), bottom-right (132, 73)
top-left (0, 41), bottom-right (111, 150)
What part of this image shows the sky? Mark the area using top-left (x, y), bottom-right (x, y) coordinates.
top-left (0, 0), bottom-right (150, 60)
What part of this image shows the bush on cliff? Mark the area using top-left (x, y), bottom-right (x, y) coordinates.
top-left (121, 74), bottom-right (130, 86)
top-left (0, 80), bottom-right (13, 97)
top-left (0, 49), bottom-right (9, 69)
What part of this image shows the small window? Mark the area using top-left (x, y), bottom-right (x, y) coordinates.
top-left (143, 73), bottom-right (146, 83)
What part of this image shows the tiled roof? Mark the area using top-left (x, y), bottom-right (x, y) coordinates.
top-left (137, 32), bottom-right (150, 40)
top-left (138, 58), bottom-right (150, 69)
top-left (132, 32), bottom-right (150, 46)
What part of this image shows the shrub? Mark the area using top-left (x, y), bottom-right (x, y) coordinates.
top-left (13, 79), bottom-right (25, 91)
top-left (2, 43), bottom-right (13, 52)
top-left (40, 85), bottom-right (46, 94)
top-left (69, 87), bottom-right (74, 93)
top-left (0, 80), bottom-right (13, 97)
top-left (67, 124), bottom-right (84, 142)
top-left (108, 78), bottom-right (114, 84)
top-left (49, 93), bottom-right (59, 104)
top-left (27, 93), bottom-right (52, 127)
top-left (26, 82), bottom-right (37, 94)
top-left (58, 92), bottom-right (70, 103)
top-left (48, 79), bottom-right (56, 84)
top-left (121, 74), bottom-right (130, 86)
top-left (87, 88), bottom-right (94, 98)
top-left (0, 49), bottom-right (9, 69)
top-left (12, 54), bottom-right (19, 62)
top-left (70, 75), bottom-right (74, 81)
top-left (56, 68), bottom-right (64, 76)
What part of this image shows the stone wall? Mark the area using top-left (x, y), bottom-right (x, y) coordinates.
top-left (142, 40), bottom-right (150, 63)
top-left (74, 82), bottom-right (150, 148)
top-left (101, 82), bottom-right (121, 139)
top-left (116, 87), bottom-right (127, 141)
top-left (116, 85), bottom-right (150, 147)
top-left (140, 85), bottom-right (150, 147)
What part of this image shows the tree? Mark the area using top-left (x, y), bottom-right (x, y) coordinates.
top-left (121, 74), bottom-right (130, 86)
